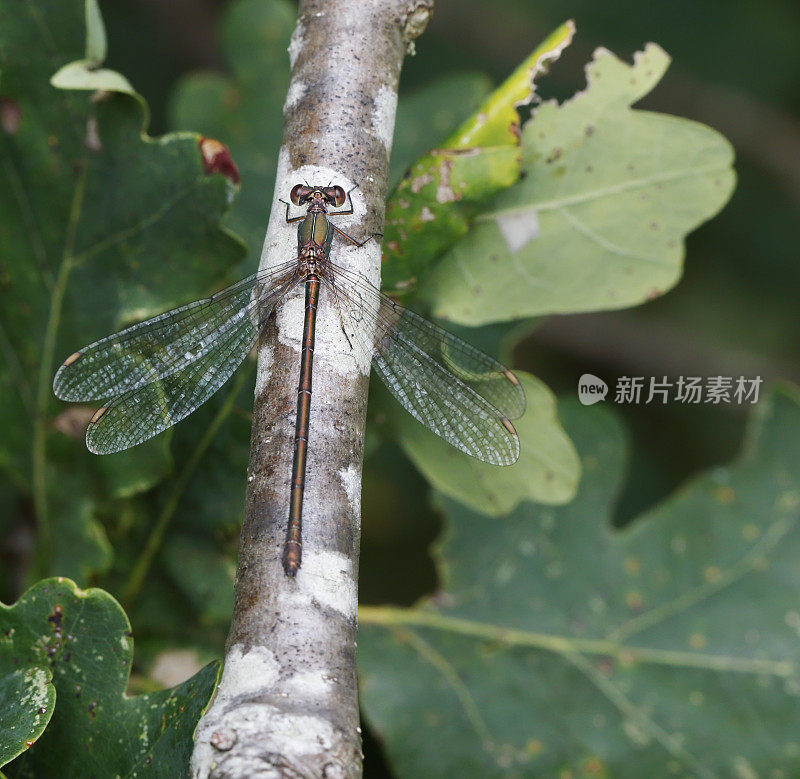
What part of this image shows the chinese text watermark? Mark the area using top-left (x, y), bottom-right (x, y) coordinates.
top-left (578, 374), bottom-right (762, 406)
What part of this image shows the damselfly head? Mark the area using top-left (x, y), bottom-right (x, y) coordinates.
top-left (290, 184), bottom-right (346, 208)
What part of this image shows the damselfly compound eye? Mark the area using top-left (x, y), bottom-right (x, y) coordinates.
top-left (290, 184), bottom-right (312, 205)
top-left (326, 186), bottom-right (346, 207)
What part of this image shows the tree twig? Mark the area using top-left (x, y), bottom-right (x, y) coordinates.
top-left (191, 1), bottom-right (433, 776)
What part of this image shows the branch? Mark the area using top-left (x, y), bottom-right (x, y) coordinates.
top-left (191, 1), bottom-right (433, 776)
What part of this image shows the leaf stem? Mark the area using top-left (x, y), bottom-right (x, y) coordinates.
top-left (31, 162), bottom-right (87, 578)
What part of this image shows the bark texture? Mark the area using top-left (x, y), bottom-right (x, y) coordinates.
top-left (191, 1), bottom-right (433, 776)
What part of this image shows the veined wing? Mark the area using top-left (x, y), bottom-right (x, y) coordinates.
top-left (327, 264), bottom-right (525, 466)
top-left (53, 259), bottom-right (299, 402)
top-left (85, 272), bottom-right (299, 454)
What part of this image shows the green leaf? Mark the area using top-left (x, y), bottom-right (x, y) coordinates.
top-left (50, 61), bottom-right (135, 96)
top-left (169, 0), bottom-right (296, 268)
top-left (381, 22), bottom-right (576, 294)
top-left (0, 0), bottom-right (245, 577)
top-left (0, 668), bottom-right (54, 768)
top-left (50, 493), bottom-right (112, 581)
top-left (382, 147), bottom-right (521, 293)
top-left (360, 387), bottom-right (800, 777)
top-left (423, 43), bottom-right (737, 324)
top-left (1, 578), bottom-right (219, 778)
top-left (96, 437), bottom-right (173, 501)
top-left (163, 534), bottom-right (235, 626)
top-left (389, 73), bottom-right (494, 189)
top-left (83, 0), bottom-right (106, 64)
top-left (443, 21), bottom-right (576, 148)
top-left (395, 372), bottom-right (580, 513)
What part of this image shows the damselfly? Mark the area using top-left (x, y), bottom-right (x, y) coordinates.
top-left (53, 183), bottom-right (526, 575)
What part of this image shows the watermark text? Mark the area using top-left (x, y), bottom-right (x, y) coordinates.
top-left (578, 375), bottom-right (762, 406)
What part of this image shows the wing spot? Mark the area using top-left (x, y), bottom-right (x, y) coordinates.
top-left (501, 417), bottom-right (516, 435)
top-left (89, 406), bottom-right (108, 424)
top-left (503, 369), bottom-right (520, 386)
top-left (62, 351), bottom-right (82, 367)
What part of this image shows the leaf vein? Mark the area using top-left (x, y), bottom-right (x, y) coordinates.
top-left (478, 161), bottom-right (730, 219)
top-left (360, 607), bottom-right (795, 677)
top-left (398, 627), bottom-right (498, 759)
top-left (565, 651), bottom-right (717, 779)
top-left (556, 207), bottom-right (671, 266)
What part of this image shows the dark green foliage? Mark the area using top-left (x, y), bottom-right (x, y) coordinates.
top-left (1, 579), bottom-right (218, 777)
top-left (361, 389), bottom-right (800, 776)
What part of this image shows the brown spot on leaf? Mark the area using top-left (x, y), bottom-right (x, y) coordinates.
top-left (47, 605), bottom-right (63, 633)
top-left (596, 657), bottom-right (614, 676)
top-left (0, 98), bottom-right (21, 135)
top-left (583, 757), bottom-right (605, 774)
top-left (625, 591), bottom-right (643, 611)
top-left (545, 148), bottom-right (562, 164)
top-left (198, 136), bottom-right (240, 184)
top-left (46, 605), bottom-right (64, 665)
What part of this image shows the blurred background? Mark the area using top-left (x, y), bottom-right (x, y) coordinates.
top-left (2, 0), bottom-right (798, 773)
